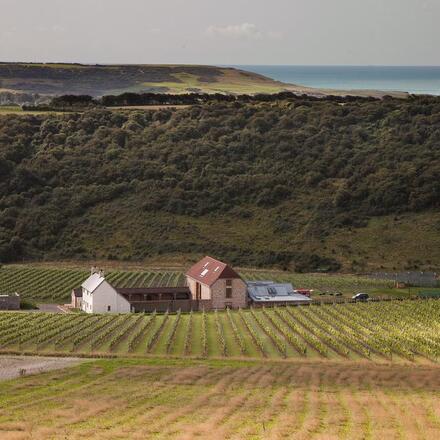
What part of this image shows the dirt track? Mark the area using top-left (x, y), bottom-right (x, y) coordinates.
top-left (0, 356), bottom-right (84, 381)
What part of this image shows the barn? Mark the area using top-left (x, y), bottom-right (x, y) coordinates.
top-left (76, 270), bottom-right (193, 314)
top-left (186, 256), bottom-right (248, 310)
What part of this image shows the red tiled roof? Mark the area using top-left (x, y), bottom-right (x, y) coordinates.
top-left (185, 256), bottom-right (241, 287)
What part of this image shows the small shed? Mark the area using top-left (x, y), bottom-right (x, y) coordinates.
top-left (71, 287), bottom-right (83, 309)
top-left (0, 292), bottom-right (20, 310)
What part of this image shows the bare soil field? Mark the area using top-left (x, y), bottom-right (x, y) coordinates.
top-left (0, 357), bottom-right (439, 439)
top-left (0, 356), bottom-right (83, 381)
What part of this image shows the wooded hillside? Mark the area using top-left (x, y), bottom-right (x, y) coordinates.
top-left (1, 96), bottom-right (439, 271)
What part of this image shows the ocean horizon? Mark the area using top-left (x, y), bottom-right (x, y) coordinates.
top-left (231, 65), bottom-right (440, 96)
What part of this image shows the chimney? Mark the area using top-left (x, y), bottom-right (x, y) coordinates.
top-left (90, 266), bottom-right (96, 275)
top-left (99, 269), bottom-right (105, 278)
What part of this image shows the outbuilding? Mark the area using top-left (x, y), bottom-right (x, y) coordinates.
top-left (71, 287), bottom-right (82, 309)
top-left (247, 281), bottom-right (311, 306)
top-left (0, 292), bottom-right (20, 310)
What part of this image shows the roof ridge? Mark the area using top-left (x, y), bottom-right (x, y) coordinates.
top-left (186, 256), bottom-right (240, 287)
top-left (204, 255), bottom-right (227, 266)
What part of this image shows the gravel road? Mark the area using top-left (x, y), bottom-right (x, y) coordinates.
top-left (0, 356), bottom-right (84, 381)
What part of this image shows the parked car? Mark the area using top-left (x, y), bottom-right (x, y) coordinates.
top-left (352, 293), bottom-right (369, 301)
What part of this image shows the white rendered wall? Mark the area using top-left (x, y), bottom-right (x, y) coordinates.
top-left (81, 280), bottom-right (130, 314)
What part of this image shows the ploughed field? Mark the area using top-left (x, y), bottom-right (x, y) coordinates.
top-left (0, 357), bottom-right (439, 439)
top-left (0, 265), bottom-right (393, 303)
top-left (1, 300), bottom-right (439, 362)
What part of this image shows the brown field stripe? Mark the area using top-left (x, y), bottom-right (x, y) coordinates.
top-left (112, 366), bottom-right (259, 438)
top-left (23, 369), bottom-right (173, 434)
top-left (0, 366), bottom-right (124, 413)
top-left (165, 366), bottom-right (277, 439)
top-left (291, 370), bottom-right (323, 440)
top-left (55, 366), bottom-right (229, 436)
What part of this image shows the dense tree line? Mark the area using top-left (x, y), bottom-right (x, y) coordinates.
top-left (22, 91), bottom-right (380, 111)
top-left (1, 96), bottom-right (440, 269)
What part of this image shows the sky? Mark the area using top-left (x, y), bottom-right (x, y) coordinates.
top-left (1, 0), bottom-right (439, 65)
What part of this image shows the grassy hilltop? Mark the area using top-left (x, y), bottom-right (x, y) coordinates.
top-left (0, 63), bottom-right (290, 97)
top-left (0, 62), bottom-right (408, 99)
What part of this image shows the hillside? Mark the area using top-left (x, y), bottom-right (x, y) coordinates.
top-left (0, 96), bottom-right (439, 271)
top-left (0, 63), bottom-right (408, 103)
top-left (0, 63), bottom-right (292, 100)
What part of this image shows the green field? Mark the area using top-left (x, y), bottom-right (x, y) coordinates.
top-left (0, 105), bottom-right (63, 115)
top-left (0, 300), bottom-right (439, 362)
top-left (0, 105), bottom-right (22, 113)
top-left (1, 357), bottom-right (439, 439)
top-left (0, 265), bottom-right (395, 303)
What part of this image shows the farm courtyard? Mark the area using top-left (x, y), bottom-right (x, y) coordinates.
top-left (0, 357), bottom-right (439, 439)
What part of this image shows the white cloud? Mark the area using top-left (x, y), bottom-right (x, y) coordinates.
top-left (206, 23), bottom-right (281, 40)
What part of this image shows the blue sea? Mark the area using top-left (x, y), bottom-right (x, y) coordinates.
top-left (232, 66), bottom-right (440, 96)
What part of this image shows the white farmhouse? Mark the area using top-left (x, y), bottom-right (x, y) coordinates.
top-left (80, 272), bottom-right (131, 314)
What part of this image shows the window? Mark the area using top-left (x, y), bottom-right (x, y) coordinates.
top-left (226, 280), bottom-right (232, 299)
top-left (107, 305), bottom-right (111, 312)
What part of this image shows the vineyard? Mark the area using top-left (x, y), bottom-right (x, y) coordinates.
top-left (0, 299), bottom-right (439, 362)
top-left (0, 265), bottom-right (394, 303)
top-left (2, 357), bottom-right (440, 439)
